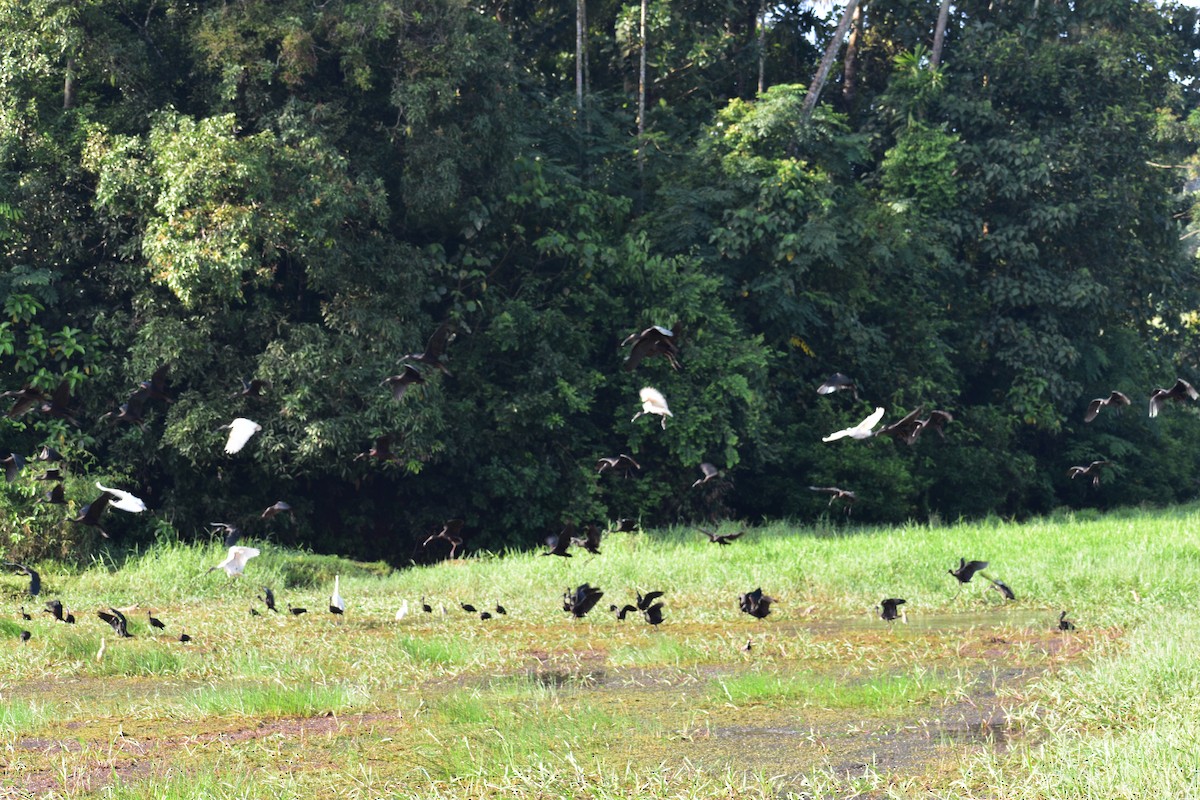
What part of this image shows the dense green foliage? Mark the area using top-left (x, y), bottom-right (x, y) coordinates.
top-left (4, 0), bottom-right (1200, 561)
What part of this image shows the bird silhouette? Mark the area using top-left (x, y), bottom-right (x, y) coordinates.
top-left (874, 407), bottom-right (924, 444)
top-left (822, 407), bottom-right (886, 442)
top-left (36, 445), bottom-right (63, 463)
top-left (231, 377), bottom-right (270, 399)
top-left (34, 467), bottom-right (63, 482)
top-left (97, 607), bottom-right (133, 638)
top-left (563, 584), bottom-right (605, 618)
top-left (210, 522), bottom-right (242, 547)
top-left (460, 602), bottom-right (478, 613)
top-left (19, 630), bottom-right (30, 642)
top-left (179, 633), bottom-right (192, 643)
top-left (5, 562), bottom-right (40, 596)
top-left (543, 524), bottom-right (575, 558)
top-left (631, 387), bottom-right (672, 429)
top-left (259, 587), bottom-right (278, 612)
top-left (100, 400), bottom-right (146, 429)
top-left (919, 410), bottom-right (954, 440)
top-left (39, 381), bottom-right (80, 426)
top-left (610, 603), bottom-right (637, 620)
top-left (596, 454), bottom-right (640, 477)
top-left (611, 518), bottom-right (639, 533)
top-left (479, 611), bottom-right (493, 620)
top-left (691, 462), bottom-right (720, 488)
top-left (44, 599), bottom-right (72, 623)
top-left (3, 385), bottom-right (45, 419)
top-left (1149, 378), bottom-right (1199, 418)
top-left (358, 435), bottom-right (399, 463)
top-left (289, 606), bottom-right (308, 616)
top-left (643, 603), bottom-right (665, 625)
top-left (808, 486), bottom-right (857, 513)
top-left (636, 590), bottom-right (664, 611)
top-left (495, 603), bottom-right (507, 615)
top-left (1058, 611), bottom-right (1076, 631)
top-left (989, 578), bottom-right (1016, 600)
top-left (261, 501), bottom-right (292, 520)
top-left (42, 484), bottom-right (66, 505)
top-left (948, 558), bottom-right (988, 583)
top-left (816, 373), bottom-right (858, 400)
top-left (2, 453), bottom-right (24, 483)
top-left (330, 575), bottom-right (345, 615)
top-left (250, 608), bottom-right (262, 617)
top-left (621, 326), bottom-right (680, 371)
top-left (221, 418), bottom-right (262, 454)
top-left (131, 364), bottom-right (173, 405)
top-left (423, 519), bottom-right (465, 559)
top-left (572, 524), bottom-right (603, 555)
top-left (1084, 391), bottom-right (1131, 423)
top-left (1068, 460), bottom-right (1112, 488)
top-left (148, 611), bottom-right (166, 630)
top-left (95, 482), bottom-right (147, 513)
top-left (880, 598), bottom-right (906, 622)
top-left (208, 546), bottom-right (260, 577)
top-left (73, 492), bottom-right (113, 538)
top-left (739, 588), bottom-right (774, 619)
top-left (697, 527), bottom-right (744, 545)
top-left (381, 366), bottom-right (426, 401)
top-left (421, 597), bottom-right (433, 613)
top-left (19, 607), bottom-right (30, 620)
top-left (402, 323), bottom-right (455, 375)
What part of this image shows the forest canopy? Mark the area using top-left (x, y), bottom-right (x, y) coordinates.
top-left (4, 0), bottom-right (1200, 562)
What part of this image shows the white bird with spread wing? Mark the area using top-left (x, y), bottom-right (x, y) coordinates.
top-left (221, 418), bottom-right (262, 454)
top-left (208, 546), bottom-right (260, 576)
top-left (632, 387), bottom-right (672, 429)
top-left (822, 407), bottom-right (886, 442)
top-left (95, 482), bottom-right (147, 513)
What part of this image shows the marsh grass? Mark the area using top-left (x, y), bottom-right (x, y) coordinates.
top-left (0, 696), bottom-right (53, 734)
top-left (186, 681), bottom-right (365, 717)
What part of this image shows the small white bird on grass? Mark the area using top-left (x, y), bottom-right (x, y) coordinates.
top-left (209, 546), bottom-right (261, 576)
top-left (395, 599), bottom-right (409, 621)
top-left (822, 407), bottom-right (886, 442)
top-left (330, 575), bottom-right (345, 616)
top-left (222, 418), bottom-right (262, 454)
top-left (632, 387), bottom-right (672, 429)
top-left (95, 482), bottom-right (147, 513)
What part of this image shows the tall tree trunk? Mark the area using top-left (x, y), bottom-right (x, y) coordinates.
top-left (576, 0), bottom-right (586, 117)
top-left (637, 0), bottom-right (647, 197)
top-left (63, 56), bottom-right (76, 110)
top-left (801, 0), bottom-right (860, 124)
top-left (930, 0), bottom-right (952, 68)
top-left (842, 2), bottom-right (863, 106)
top-left (757, 0), bottom-right (766, 95)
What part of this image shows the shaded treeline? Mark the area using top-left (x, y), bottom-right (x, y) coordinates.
top-left (4, 0), bottom-right (1200, 562)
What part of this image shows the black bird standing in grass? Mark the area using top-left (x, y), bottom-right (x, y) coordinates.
top-left (44, 599), bottom-right (74, 623)
top-left (636, 590), bottom-right (664, 612)
top-left (495, 603), bottom-right (507, 616)
top-left (259, 587), bottom-right (278, 613)
top-left (19, 607), bottom-right (31, 620)
top-left (610, 603), bottom-right (636, 620)
top-left (642, 602), bottom-right (665, 625)
top-left (421, 597), bottom-right (433, 613)
top-left (179, 633), bottom-right (192, 643)
top-left (461, 602), bottom-right (477, 613)
top-left (563, 584), bottom-right (605, 618)
top-left (289, 606), bottom-right (308, 616)
top-left (19, 630), bottom-right (31, 642)
top-left (1058, 611), bottom-right (1076, 631)
top-left (880, 598), bottom-right (906, 622)
top-left (739, 588), bottom-right (774, 619)
top-left (698, 527), bottom-right (744, 546)
top-left (5, 562), bottom-right (40, 596)
top-left (98, 608), bottom-right (133, 638)
top-left (148, 611), bottom-right (166, 630)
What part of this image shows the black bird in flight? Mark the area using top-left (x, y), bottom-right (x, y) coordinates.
top-left (691, 462), bottom-right (720, 488)
top-left (261, 501), bottom-right (292, 520)
top-left (989, 578), bottom-right (1016, 601)
top-left (148, 611), bottom-right (166, 630)
top-left (402, 323), bottom-right (455, 375)
top-left (880, 598), bottom-right (906, 622)
top-left (874, 406), bottom-right (924, 444)
top-left (1084, 391), bottom-right (1131, 423)
top-left (131, 364), bottom-right (173, 405)
top-left (948, 558), bottom-right (989, 584)
top-left (2, 453), bottom-right (24, 484)
top-left (919, 410), bottom-right (954, 440)
top-left (563, 584), bottom-right (605, 618)
top-left (1058, 611), bottom-right (1076, 631)
top-left (98, 607), bottom-right (133, 638)
top-left (621, 325), bottom-right (680, 371)
top-left (423, 519), bottom-right (465, 559)
top-left (259, 587), bottom-right (278, 613)
top-left (44, 599), bottom-right (73, 623)
top-left (636, 590), bottom-right (664, 612)
top-left (73, 493), bottom-right (112, 538)
top-left (1149, 378), bottom-right (1199, 418)
top-left (572, 524), bottom-right (603, 555)
top-left (611, 518), bottom-right (639, 533)
top-left (39, 380), bottom-right (80, 426)
top-left (210, 522), bottom-right (242, 547)
top-left (543, 524), bottom-right (575, 558)
top-left (42, 484), bottom-right (66, 505)
top-left (739, 588), bottom-right (774, 619)
top-left (381, 366), bottom-right (426, 401)
top-left (3, 385), bottom-right (45, 418)
top-left (231, 377), bottom-right (270, 399)
top-left (35, 467), bottom-right (63, 482)
top-left (698, 527), bottom-right (744, 546)
top-left (596, 454), bottom-right (640, 477)
top-left (36, 445), bottom-right (63, 463)
top-left (816, 372), bottom-right (858, 400)
top-left (808, 486), bottom-right (857, 513)
top-left (1068, 460), bottom-right (1112, 488)
top-left (100, 400), bottom-right (146, 430)
top-left (357, 435), bottom-right (399, 463)
top-left (5, 562), bottom-right (40, 596)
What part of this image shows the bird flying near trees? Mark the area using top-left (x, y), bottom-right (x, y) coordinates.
top-left (543, 524), bottom-right (574, 558)
top-left (381, 366), bottom-right (426, 402)
top-left (209, 546), bottom-right (260, 576)
top-left (73, 492), bottom-right (113, 538)
top-left (697, 527), bottom-right (744, 545)
top-left (816, 373), bottom-right (858, 400)
top-left (232, 377), bottom-right (270, 399)
top-left (948, 558), bottom-right (988, 584)
top-left (2, 453), bottom-right (24, 483)
top-left (1084, 391), bottom-right (1131, 422)
top-left (1149, 378), bottom-right (1198, 418)
top-left (621, 325), bottom-right (680, 371)
top-left (1068, 460), bottom-right (1112, 488)
top-left (210, 522), bottom-right (242, 547)
top-left (572, 524), bottom-right (603, 555)
top-left (632, 387), bottom-right (672, 428)
top-left (221, 418), bottom-right (262, 454)
top-left (402, 323), bottom-right (455, 375)
top-left (95, 482), bottom-right (147, 513)
top-left (874, 407), bottom-right (924, 444)
top-left (808, 486), bottom-right (857, 512)
top-left (596, 454), bottom-right (640, 477)
top-left (423, 519), bottom-right (465, 559)
top-left (822, 407), bottom-right (886, 442)
top-left (691, 462), bottom-right (720, 488)
top-left (261, 501), bottom-right (292, 520)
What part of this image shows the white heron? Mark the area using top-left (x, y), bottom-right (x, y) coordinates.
top-left (821, 407), bottom-right (886, 442)
top-left (395, 599), bottom-right (409, 621)
top-left (95, 482), bottom-right (147, 513)
top-left (631, 387), bottom-right (672, 429)
top-left (221, 418), bottom-right (262, 454)
top-left (208, 546), bottom-right (260, 576)
top-left (330, 575), bottom-right (345, 615)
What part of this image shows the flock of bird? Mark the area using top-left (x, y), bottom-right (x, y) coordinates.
top-left (6, 323), bottom-right (1186, 648)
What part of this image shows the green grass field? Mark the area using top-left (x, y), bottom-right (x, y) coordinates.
top-left (3, 505), bottom-right (1199, 798)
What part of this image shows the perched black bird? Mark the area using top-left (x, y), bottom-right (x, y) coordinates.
top-left (259, 587), bottom-right (278, 613)
top-left (73, 493), bottom-right (112, 538)
top-left (1058, 611), bottom-right (1076, 631)
top-left (261, 501), bottom-right (292, 520)
top-left (479, 611), bottom-right (493, 621)
top-left (1068, 460), bottom-right (1112, 488)
top-left (1085, 391), bottom-right (1132, 423)
top-left (610, 603), bottom-right (637, 620)
top-left (1149, 378), bottom-right (1199, 418)
top-left (423, 519), bottom-right (465, 559)
top-left (691, 462), bottom-right (720, 488)
top-left (596, 454), bottom-right (640, 477)
top-left (42, 484), bottom-right (66, 505)
top-left (461, 602), bottom-right (478, 613)
top-left (5, 562), bottom-right (41, 596)
top-left (402, 323), bottom-right (455, 375)
top-left (98, 607), bottom-right (133, 638)
top-left (421, 597), bottom-right (433, 613)
top-left (19, 607), bottom-right (31, 620)
top-left (381, 366), bottom-right (426, 401)
top-left (989, 578), bottom-right (1016, 601)
top-left (19, 630), bottom-right (30, 642)
top-left (44, 599), bottom-right (65, 622)
top-left (563, 584), bottom-right (605, 618)
top-left (289, 607), bottom-right (308, 616)
top-left (543, 524), bottom-right (575, 558)
top-left (880, 598), bottom-right (906, 622)
top-left (816, 373), bottom-right (858, 400)
top-left (739, 588), bottom-right (774, 619)
top-left (621, 325), bottom-right (680, 371)
top-left (148, 611), bottom-right (166, 630)
top-left (179, 633), bottom-right (192, 643)
top-left (250, 608), bottom-right (262, 617)
top-left (495, 604), bottom-right (507, 615)
top-left (948, 558), bottom-right (989, 584)
top-left (643, 603), bottom-right (665, 625)
top-left (698, 527), bottom-right (744, 546)
top-left (2, 453), bottom-right (25, 483)
top-left (210, 522), bottom-right (242, 547)
top-left (572, 524), bottom-right (603, 555)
